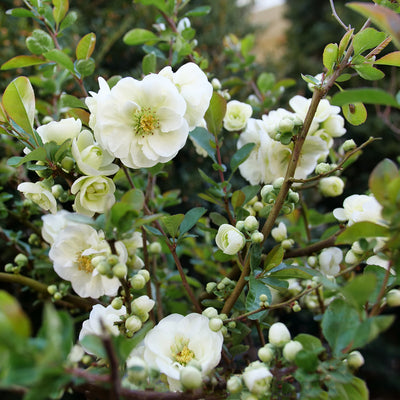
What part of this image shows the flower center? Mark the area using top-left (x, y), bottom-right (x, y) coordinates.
top-left (76, 252), bottom-right (95, 273)
top-left (174, 345), bottom-right (195, 366)
top-left (133, 108), bottom-right (159, 137)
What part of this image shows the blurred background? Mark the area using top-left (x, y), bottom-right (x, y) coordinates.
top-left (0, 0), bottom-right (399, 399)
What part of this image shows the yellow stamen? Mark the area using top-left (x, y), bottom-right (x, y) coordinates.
top-left (175, 345), bottom-right (195, 365)
top-left (76, 252), bottom-right (95, 273)
top-left (133, 108), bottom-right (159, 136)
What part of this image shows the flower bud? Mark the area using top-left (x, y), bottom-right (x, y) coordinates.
top-left (112, 262), bottom-right (128, 279)
top-left (51, 184), bottom-right (64, 199)
top-left (345, 249), bottom-right (360, 264)
top-left (28, 233), bottom-right (40, 246)
top-left (268, 322), bottom-right (291, 347)
top-left (14, 253), bottom-right (28, 267)
top-left (226, 375), bottom-right (243, 394)
top-left (131, 295), bottom-right (155, 315)
top-left (271, 222), bottom-right (287, 242)
top-left (127, 356), bottom-right (147, 382)
top-left (215, 224), bottom-right (246, 255)
top-left (125, 315), bottom-right (143, 333)
top-left (244, 216), bottom-right (259, 232)
top-left (282, 239), bottom-right (294, 249)
top-left (260, 184), bottom-right (274, 200)
top-left (259, 294), bottom-right (268, 303)
top-left (319, 176), bottom-right (344, 197)
top-left (251, 231), bottom-right (264, 243)
top-left (61, 156), bottom-right (75, 172)
top-left (315, 162), bottom-right (332, 175)
top-left (258, 344), bottom-right (275, 363)
top-left (211, 78), bottom-right (222, 90)
top-left (209, 318), bottom-right (223, 332)
top-left (283, 340), bottom-right (303, 362)
top-left (107, 254), bottom-right (119, 266)
top-left (180, 365), bottom-right (202, 390)
top-left (111, 297), bottom-right (124, 310)
top-left (137, 269), bottom-right (150, 283)
top-left (287, 190), bottom-right (299, 204)
top-left (341, 139), bottom-right (356, 152)
top-left (149, 242), bottom-right (162, 254)
top-left (279, 117), bottom-right (295, 133)
top-left (130, 274), bottom-right (146, 290)
top-left (235, 220), bottom-right (245, 231)
top-left (206, 282), bottom-right (217, 293)
top-left (387, 289), bottom-right (400, 307)
top-left (96, 260), bottom-right (110, 275)
top-left (202, 307), bottom-right (219, 319)
top-left (253, 201), bottom-right (264, 212)
top-left (307, 256), bottom-right (317, 267)
top-left (47, 284), bottom-right (58, 295)
top-left (273, 177), bottom-right (284, 190)
top-left (347, 350), bottom-right (364, 369)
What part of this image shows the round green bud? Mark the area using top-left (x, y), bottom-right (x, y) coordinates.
top-left (125, 315), bottom-right (143, 333)
top-left (5, 263), bottom-right (14, 273)
top-left (282, 239), bottom-right (294, 249)
top-left (53, 292), bottom-right (63, 301)
top-left (226, 375), bottom-right (243, 394)
top-left (260, 184), bottom-right (274, 200)
top-left (283, 340), bottom-right (303, 362)
top-left (273, 177), bottom-right (284, 190)
top-left (292, 302), bottom-right (301, 312)
top-left (14, 253), bottom-right (28, 267)
top-left (130, 274), bottom-right (146, 290)
top-left (60, 156), bottom-right (75, 172)
top-left (96, 260), bottom-right (110, 275)
top-left (251, 231), bottom-right (264, 243)
top-left (279, 117), bottom-right (295, 133)
top-left (342, 139), bottom-right (356, 152)
top-left (209, 318), bottom-right (223, 332)
top-left (259, 294), bottom-right (268, 303)
top-left (315, 162), bottom-right (331, 175)
top-left (111, 297), bottom-right (124, 310)
top-left (253, 201), bottom-right (264, 212)
top-left (112, 263), bottom-right (128, 279)
top-left (202, 307), bottom-right (219, 319)
top-left (148, 242), bottom-right (162, 254)
top-left (228, 321), bottom-right (236, 329)
top-left (47, 285), bottom-right (58, 295)
top-left (127, 356), bottom-right (147, 382)
top-left (347, 350), bottom-right (364, 369)
top-left (217, 282), bottom-right (225, 290)
top-left (307, 256), bottom-right (317, 267)
top-left (107, 254), bottom-right (119, 266)
top-left (82, 355), bottom-right (92, 365)
top-left (387, 289), bottom-right (400, 307)
top-left (51, 184), bottom-right (64, 199)
top-left (28, 233), bottom-right (40, 246)
top-left (12, 266), bottom-right (21, 274)
top-left (235, 220), bottom-right (245, 231)
top-left (287, 190), bottom-right (299, 204)
top-left (137, 269), bottom-right (150, 283)
top-left (258, 345), bottom-right (275, 363)
top-left (180, 365), bottom-right (202, 390)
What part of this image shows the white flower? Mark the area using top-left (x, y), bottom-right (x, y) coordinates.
top-left (237, 118), bottom-right (328, 185)
top-left (71, 175), bottom-right (116, 216)
top-left (41, 210), bottom-right (81, 245)
top-left (18, 181), bottom-right (57, 214)
top-left (71, 129), bottom-right (119, 176)
top-left (242, 361), bottom-right (273, 395)
top-left (261, 108), bottom-right (298, 139)
top-left (321, 114), bottom-right (346, 137)
top-left (215, 224), bottom-right (246, 255)
top-left (49, 224), bottom-right (124, 298)
top-left (366, 255), bottom-right (390, 270)
top-left (319, 176), bottom-right (344, 197)
top-left (141, 313), bottom-right (223, 391)
top-left (131, 295), bottom-right (155, 315)
top-left (223, 100), bottom-right (253, 131)
top-left (289, 95), bottom-right (336, 124)
top-left (177, 17), bottom-right (191, 33)
top-left (87, 74), bottom-right (189, 169)
top-left (159, 63), bottom-right (212, 131)
top-left (271, 222), bottom-right (287, 242)
top-left (79, 304), bottom-right (126, 352)
top-left (319, 247), bottom-right (343, 276)
top-left (333, 194), bottom-right (384, 226)
top-left (268, 322), bottom-right (291, 346)
top-left (37, 118), bottom-right (82, 144)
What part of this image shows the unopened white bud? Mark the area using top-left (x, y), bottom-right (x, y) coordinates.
top-left (279, 117), bottom-right (295, 133)
top-left (209, 317), bottom-right (223, 332)
top-left (244, 216), bottom-right (259, 232)
top-left (149, 242), bottom-right (162, 254)
top-left (347, 350), bottom-right (364, 369)
top-left (51, 184), bottom-right (64, 199)
top-left (271, 222), bottom-right (287, 242)
top-left (319, 176), bottom-right (344, 197)
top-left (125, 315), bottom-right (143, 333)
top-left (137, 269), bottom-right (150, 282)
top-left (235, 220), bottom-right (245, 231)
top-left (307, 256), bottom-right (317, 267)
top-left (131, 295), bottom-right (155, 315)
top-left (273, 177), bottom-right (284, 190)
top-left (180, 366), bottom-right (202, 390)
top-left (315, 162), bottom-right (332, 175)
top-left (226, 375), bottom-right (243, 393)
top-left (282, 239), bottom-right (294, 249)
top-left (268, 322), bottom-right (291, 347)
top-left (111, 297), bottom-right (123, 310)
top-left (387, 289), bottom-right (400, 307)
top-left (258, 344), bottom-right (275, 363)
top-left (127, 356), bottom-right (147, 381)
top-left (211, 78), bottom-right (221, 90)
top-left (345, 249), bottom-right (360, 264)
top-left (283, 340), bottom-right (303, 362)
top-left (253, 201), bottom-right (264, 212)
top-left (130, 274), bottom-right (146, 290)
top-left (251, 231), bottom-right (264, 243)
top-left (202, 307), bottom-right (219, 319)
top-left (342, 139), bottom-right (356, 152)
top-left (260, 184), bottom-right (274, 200)
top-left (206, 282), bottom-right (217, 293)
top-left (112, 263), bottom-right (127, 279)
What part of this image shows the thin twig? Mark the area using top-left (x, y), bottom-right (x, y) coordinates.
top-left (329, 0), bottom-right (350, 31)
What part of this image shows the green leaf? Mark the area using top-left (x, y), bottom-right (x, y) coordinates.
top-left (338, 28), bottom-right (354, 59)
top-left (323, 43), bottom-right (339, 72)
top-left (332, 88), bottom-right (400, 108)
top-left (180, 207), bottom-right (207, 235)
top-left (250, 244), bottom-right (262, 271)
top-left (80, 334), bottom-right (107, 359)
top-left (142, 52), bottom-right (157, 74)
top-left (60, 93), bottom-right (87, 109)
top-left (340, 273), bottom-right (377, 310)
top-left (294, 333), bottom-right (324, 353)
top-left (161, 214), bottom-right (185, 238)
top-left (353, 27), bottom-right (387, 55)
top-left (268, 264), bottom-right (317, 280)
top-left (335, 221), bottom-right (390, 245)
top-left (2, 76), bottom-right (35, 135)
top-left (246, 275), bottom-right (271, 318)
top-left (123, 28), bottom-right (159, 46)
top-left (231, 190), bottom-right (246, 210)
top-left (353, 315), bottom-right (395, 349)
top-left (0, 291), bottom-right (31, 338)
top-left (121, 188), bottom-right (145, 211)
top-left (353, 64), bottom-right (385, 80)
top-left (369, 158), bottom-right (399, 204)
top-left (135, 0), bottom-right (169, 13)
top-left (59, 10), bottom-right (77, 31)
top-left (257, 72), bottom-right (276, 93)
top-left (189, 127), bottom-right (217, 163)
top-left (75, 58), bottom-right (95, 77)
top-left (342, 102), bottom-right (367, 126)
top-left (263, 245), bottom-right (284, 273)
top-left (375, 51), bottom-right (400, 66)
top-left (6, 8), bottom-right (35, 18)
top-left (7, 147), bottom-right (47, 167)
top-left (204, 92), bottom-right (227, 136)
top-left (322, 298), bottom-right (361, 356)
top-left (331, 377), bottom-right (369, 400)
top-left (52, 0), bottom-right (69, 25)
top-left (184, 6), bottom-right (211, 17)
top-left (26, 29), bottom-right (54, 55)
top-left (44, 49), bottom-right (75, 73)
top-left (1, 55), bottom-right (46, 70)
top-left (230, 143), bottom-right (255, 174)
top-left (347, 2), bottom-right (400, 49)
top-left (209, 212), bottom-right (228, 226)
top-left (76, 32), bottom-right (96, 60)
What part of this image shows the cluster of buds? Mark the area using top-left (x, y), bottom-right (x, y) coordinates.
top-left (271, 115), bottom-right (303, 145)
top-left (202, 307), bottom-right (229, 336)
top-left (235, 215), bottom-right (264, 244)
top-left (47, 282), bottom-right (70, 301)
top-left (5, 253), bottom-right (29, 274)
top-left (206, 277), bottom-right (236, 299)
top-left (92, 254), bottom-right (128, 280)
top-left (124, 295), bottom-right (155, 337)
